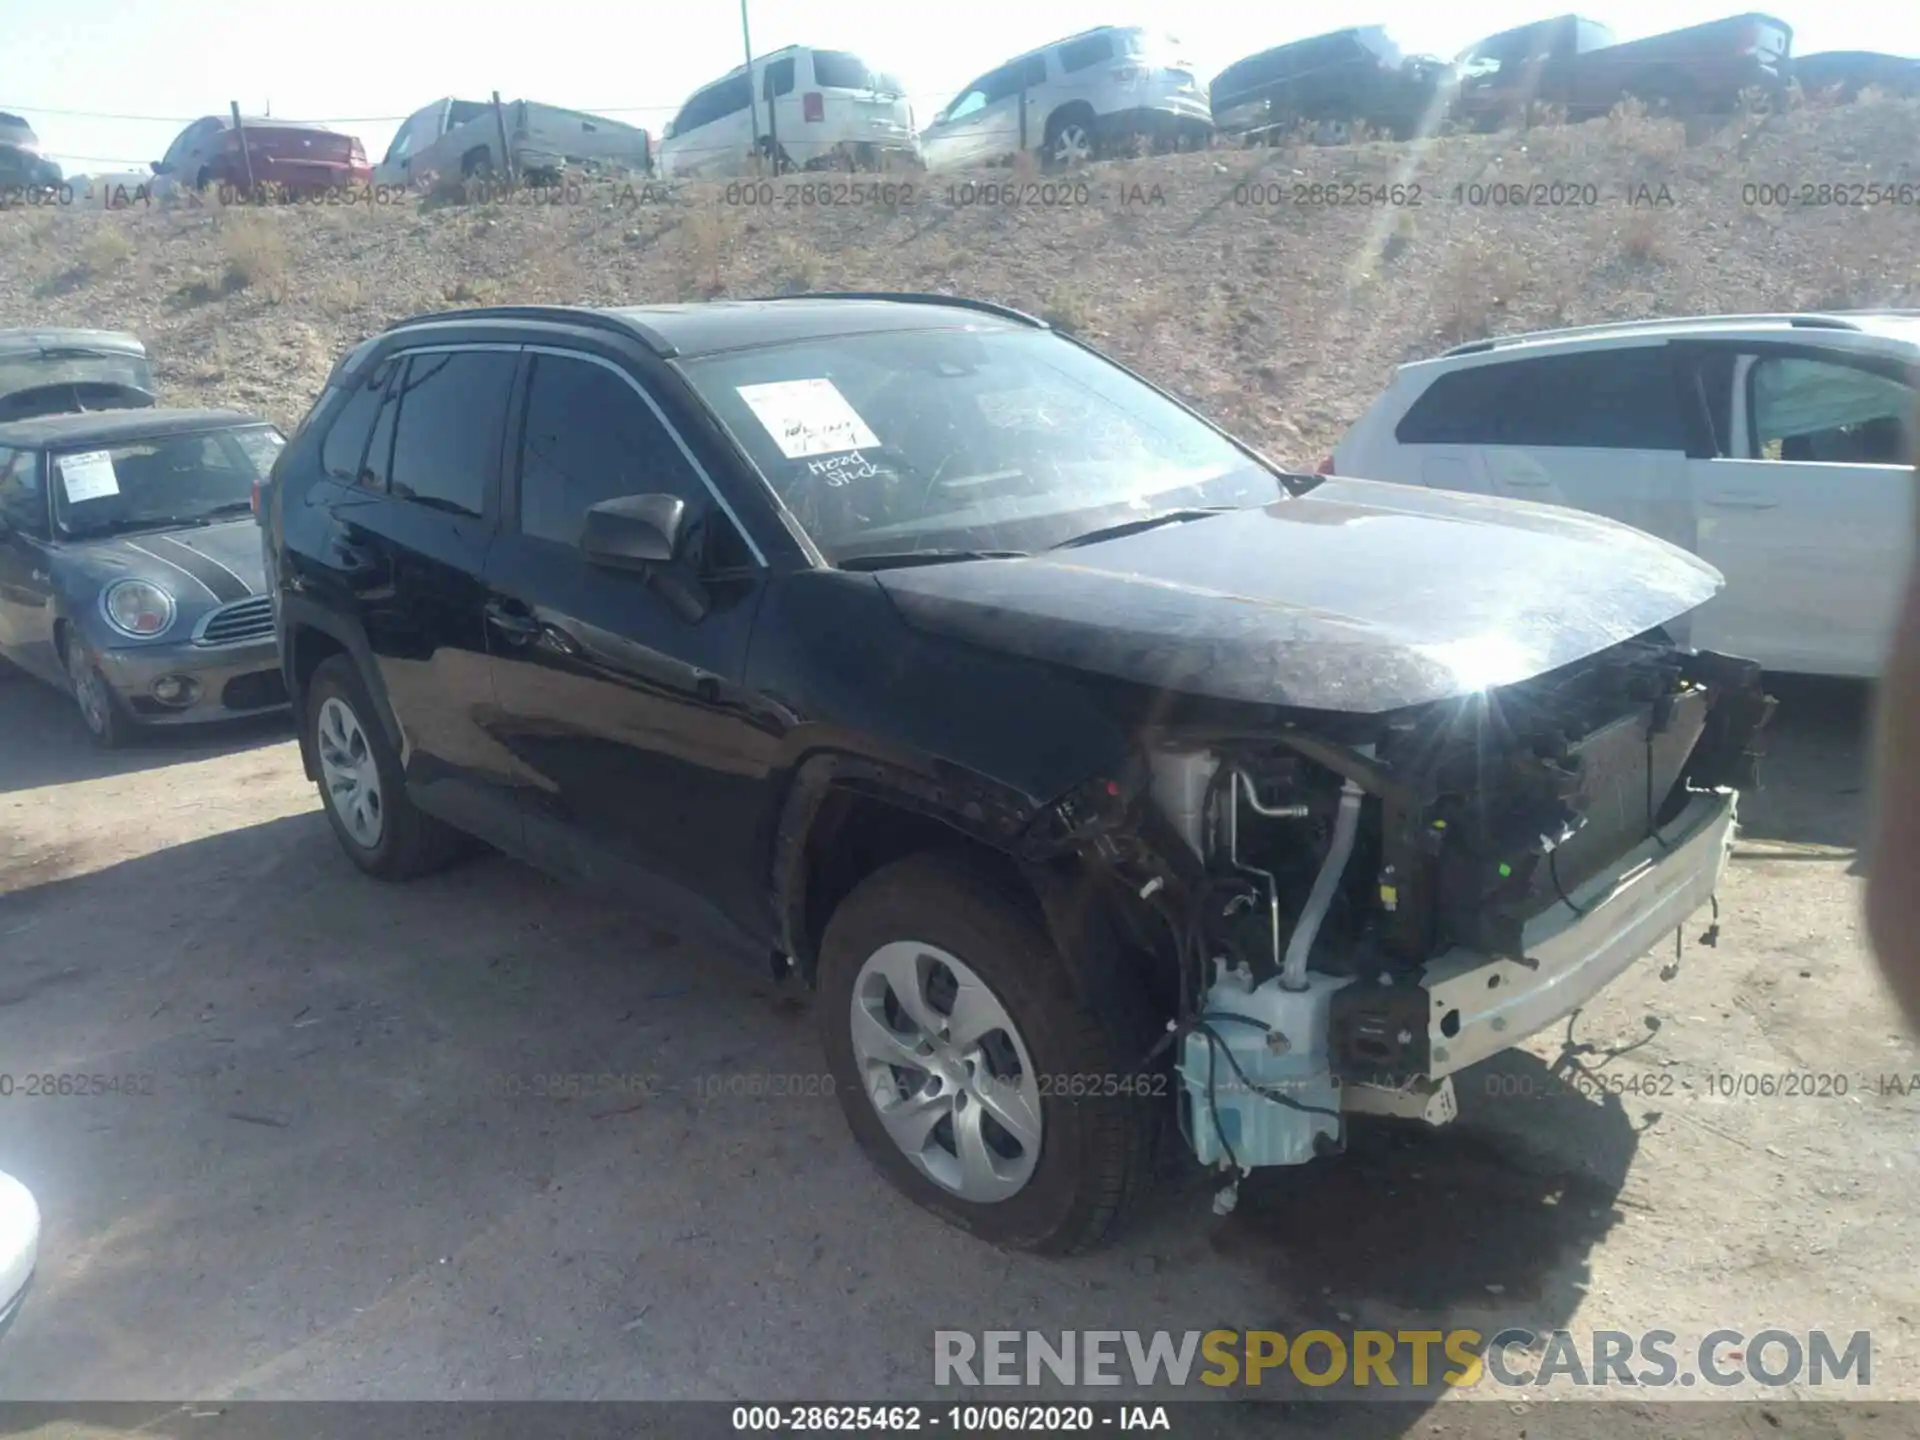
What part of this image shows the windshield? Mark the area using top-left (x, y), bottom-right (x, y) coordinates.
top-left (0, 350), bottom-right (153, 404)
top-left (51, 425), bottom-right (284, 540)
top-left (677, 328), bottom-right (1280, 565)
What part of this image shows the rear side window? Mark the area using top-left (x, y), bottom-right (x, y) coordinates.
top-left (1059, 34), bottom-right (1114, 73)
top-left (384, 350), bottom-right (516, 517)
top-left (811, 51), bottom-right (875, 90)
top-left (517, 354), bottom-right (701, 546)
top-left (765, 57), bottom-right (796, 97)
top-left (1395, 348), bottom-right (1683, 450)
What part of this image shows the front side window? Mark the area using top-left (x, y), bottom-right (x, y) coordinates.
top-left (318, 359), bottom-right (393, 483)
top-left (0, 446), bottom-right (48, 539)
top-left (383, 350), bottom-right (516, 517)
top-left (50, 426), bottom-right (280, 539)
top-left (1750, 356), bottom-right (1914, 464)
top-left (516, 354), bottom-right (704, 547)
top-left (677, 328), bottom-right (1279, 565)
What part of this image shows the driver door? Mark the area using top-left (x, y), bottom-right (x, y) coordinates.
top-left (922, 64), bottom-right (1025, 169)
top-left (481, 345), bottom-right (776, 922)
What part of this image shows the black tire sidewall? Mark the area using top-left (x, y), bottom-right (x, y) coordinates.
top-left (66, 638), bottom-right (132, 748)
top-left (818, 852), bottom-right (1154, 1253)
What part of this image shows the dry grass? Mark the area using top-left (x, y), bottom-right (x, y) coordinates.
top-left (218, 212), bottom-right (290, 299)
top-left (75, 226), bottom-right (135, 276)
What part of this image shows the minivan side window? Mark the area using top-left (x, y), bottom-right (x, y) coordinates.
top-left (1749, 355), bottom-right (1914, 464)
top-left (676, 76), bottom-right (754, 135)
top-left (1395, 347), bottom-right (1683, 450)
top-left (517, 353), bottom-right (709, 548)
top-left (811, 51), bottom-right (875, 90)
top-left (765, 57), bottom-right (796, 98)
top-left (1058, 34), bottom-right (1114, 73)
top-left (385, 350), bottom-right (516, 518)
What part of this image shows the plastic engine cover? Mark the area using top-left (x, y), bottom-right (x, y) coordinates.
top-left (1179, 970), bottom-right (1349, 1168)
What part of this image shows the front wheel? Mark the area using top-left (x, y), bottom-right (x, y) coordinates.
top-left (818, 852), bottom-right (1159, 1254)
top-left (66, 639), bottom-right (134, 749)
top-left (1043, 113), bottom-right (1098, 169)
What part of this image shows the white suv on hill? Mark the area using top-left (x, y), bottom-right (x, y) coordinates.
top-left (1329, 313), bottom-right (1918, 679)
top-left (919, 26), bottom-right (1213, 172)
top-left (658, 46), bottom-right (917, 179)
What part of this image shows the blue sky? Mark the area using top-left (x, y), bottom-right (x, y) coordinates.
top-left (2, 0), bottom-right (1908, 174)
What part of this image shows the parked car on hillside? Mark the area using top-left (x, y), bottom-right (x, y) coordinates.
top-left (151, 115), bottom-right (371, 196)
top-left (263, 294), bottom-right (1770, 1253)
top-left (920, 26), bottom-right (1212, 171)
top-left (0, 112), bottom-right (63, 195)
top-left (1327, 312), bottom-right (1917, 679)
top-left (0, 408), bottom-right (288, 745)
top-left (374, 98), bottom-right (652, 186)
top-left (1791, 50), bottom-right (1920, 99)
top-left (1451, 12), bottom-right (1791, 128)
top-left (658, 47), bottom-right (916, 179)
top-left (1211, 27), bottom-right (1454, 143)
top-left (0, 329), bottom-right (154, 425)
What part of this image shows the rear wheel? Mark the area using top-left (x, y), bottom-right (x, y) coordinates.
top-left (307, 655), bottom-right (468, 880)
top-left (818, 852), bottom-right (1158, 1254)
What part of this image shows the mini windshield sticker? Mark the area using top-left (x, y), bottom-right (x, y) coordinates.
top-left (58, 450), bottom-right (120, 502)
top-left (738, 378), bottom-right (881, 459)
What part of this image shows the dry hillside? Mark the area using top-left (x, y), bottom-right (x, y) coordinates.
top-left (3, 94), bottom-right (1917, 464)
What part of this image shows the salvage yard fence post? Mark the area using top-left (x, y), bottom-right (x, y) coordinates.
top-left (229, 101), bottom-right (256, 192)
top-left (490, 91), bottom-right (517, 183)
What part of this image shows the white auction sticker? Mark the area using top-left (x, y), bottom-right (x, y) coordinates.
top-left (58, 450), bottom-right (121, 502)
top-left (737, 378), bottom-right (881, 459)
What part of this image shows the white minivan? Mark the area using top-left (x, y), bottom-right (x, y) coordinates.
top-left (657, 46), bottom-right (918, 180)
top-left (1328, 312), bottom-right (1919, 679)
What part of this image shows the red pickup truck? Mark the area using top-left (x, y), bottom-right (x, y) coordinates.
top-left (1452, 12), bottom-right (1792, 128)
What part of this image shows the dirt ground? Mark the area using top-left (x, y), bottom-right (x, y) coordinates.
top-left (0, 660), bottom-right (1915, 1425)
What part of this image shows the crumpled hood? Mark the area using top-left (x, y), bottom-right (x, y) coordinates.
top-left (63, 518), bottom-right (265, 604)
top-left (872, 477), bottom-right (1723, 714)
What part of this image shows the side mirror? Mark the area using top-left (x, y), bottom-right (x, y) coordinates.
top-left (150, 161), bottom-right (171, 176)
top-left (582, 492), bottom-right (687, 570)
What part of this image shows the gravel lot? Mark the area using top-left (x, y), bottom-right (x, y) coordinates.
top-left (0, 661), bottom-right (1914, 1419)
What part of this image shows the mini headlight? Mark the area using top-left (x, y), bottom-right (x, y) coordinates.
top-left (101, 578), bottom-right (176, 638)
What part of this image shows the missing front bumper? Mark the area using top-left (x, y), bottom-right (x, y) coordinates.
top-left (1420, 791), bottom-right (1736, 1079)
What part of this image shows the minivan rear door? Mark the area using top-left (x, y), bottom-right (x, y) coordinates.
top-left (806, 50), bottom-right (915, 155)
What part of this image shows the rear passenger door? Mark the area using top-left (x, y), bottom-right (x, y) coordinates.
top-left (318, 343), bottom-right (526, 846)
top-left (482, 347), bottom-right (775, 924)
top-left (1676, 343), bottom-right (1915, 676)
top-left (1394, 344), bottom-right (1695, 550)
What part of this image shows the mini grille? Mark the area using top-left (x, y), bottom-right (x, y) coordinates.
top-left (195, 596), bottom-right (274, 646)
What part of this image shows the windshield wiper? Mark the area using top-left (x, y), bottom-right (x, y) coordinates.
top-left (1047, 507), bottom-right (1236, 551)
top-left (837, 549), bottom-right (1030, 571)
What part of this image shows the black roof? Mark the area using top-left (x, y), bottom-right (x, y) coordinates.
top-left (0, 407), bottom-right (267, 448)
top-left (0, 328), bottom-right (147, 359)
top-left (385, 295), bottom-right (1046, 359)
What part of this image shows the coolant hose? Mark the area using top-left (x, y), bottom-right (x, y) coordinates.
top-left (1281, 778), bottom-right (1365, 991)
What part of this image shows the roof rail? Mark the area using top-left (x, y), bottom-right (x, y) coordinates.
top-left (750, 291), bottom-right (1050, 328)
top-left (386, 304), bottom-right (678, 355)
top-left (1436, 312), bottom-right (1876, 358)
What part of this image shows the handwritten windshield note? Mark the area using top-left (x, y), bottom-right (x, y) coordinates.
top-left (738, 379), bottom-right (881, 459)
top-left (58, 450), bottom-right (121, 502)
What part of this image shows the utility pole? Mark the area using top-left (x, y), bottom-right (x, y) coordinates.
top-left (741, 0), bottom-right (761, 174)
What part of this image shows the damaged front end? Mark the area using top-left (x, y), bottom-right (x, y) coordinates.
top-left (1023, 632), bottom-right (1774, 1194)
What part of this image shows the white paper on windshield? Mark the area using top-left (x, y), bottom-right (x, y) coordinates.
top-left (737, 378), bottom-right (881, 459)
top-left (58, 450), bottom-right (120, 502)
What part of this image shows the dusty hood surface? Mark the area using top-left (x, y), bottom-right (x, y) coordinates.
top-left (873, 477), bottom-right (1722, 713)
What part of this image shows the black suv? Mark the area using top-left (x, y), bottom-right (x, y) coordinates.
top-left (266, 296), bottom-right (1770, 1253)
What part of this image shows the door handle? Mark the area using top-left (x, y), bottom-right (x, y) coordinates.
top-left (1704, 493), bottom-right (1780, 510)
top-left (484, 600), bottom-right (542, 640)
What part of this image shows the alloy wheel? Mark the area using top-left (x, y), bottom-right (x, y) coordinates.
top-left (67, 647), bottom-right (109, 736)
top-left (316, 696), bottom-right (384, 848)
top-left (1051, 122), bottom-right (1094, 166)
top-left (848, 941), bottom-right (1043, 1203)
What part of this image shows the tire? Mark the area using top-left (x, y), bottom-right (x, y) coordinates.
top-left (306, 655), bottom-right (468, 881)
top-left (818, 851), bottom-right (1159, 1255)
top-left (1042, 110), bottom-right (1098, 170)
top-left (65, 637), bottom-right (135, 749)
